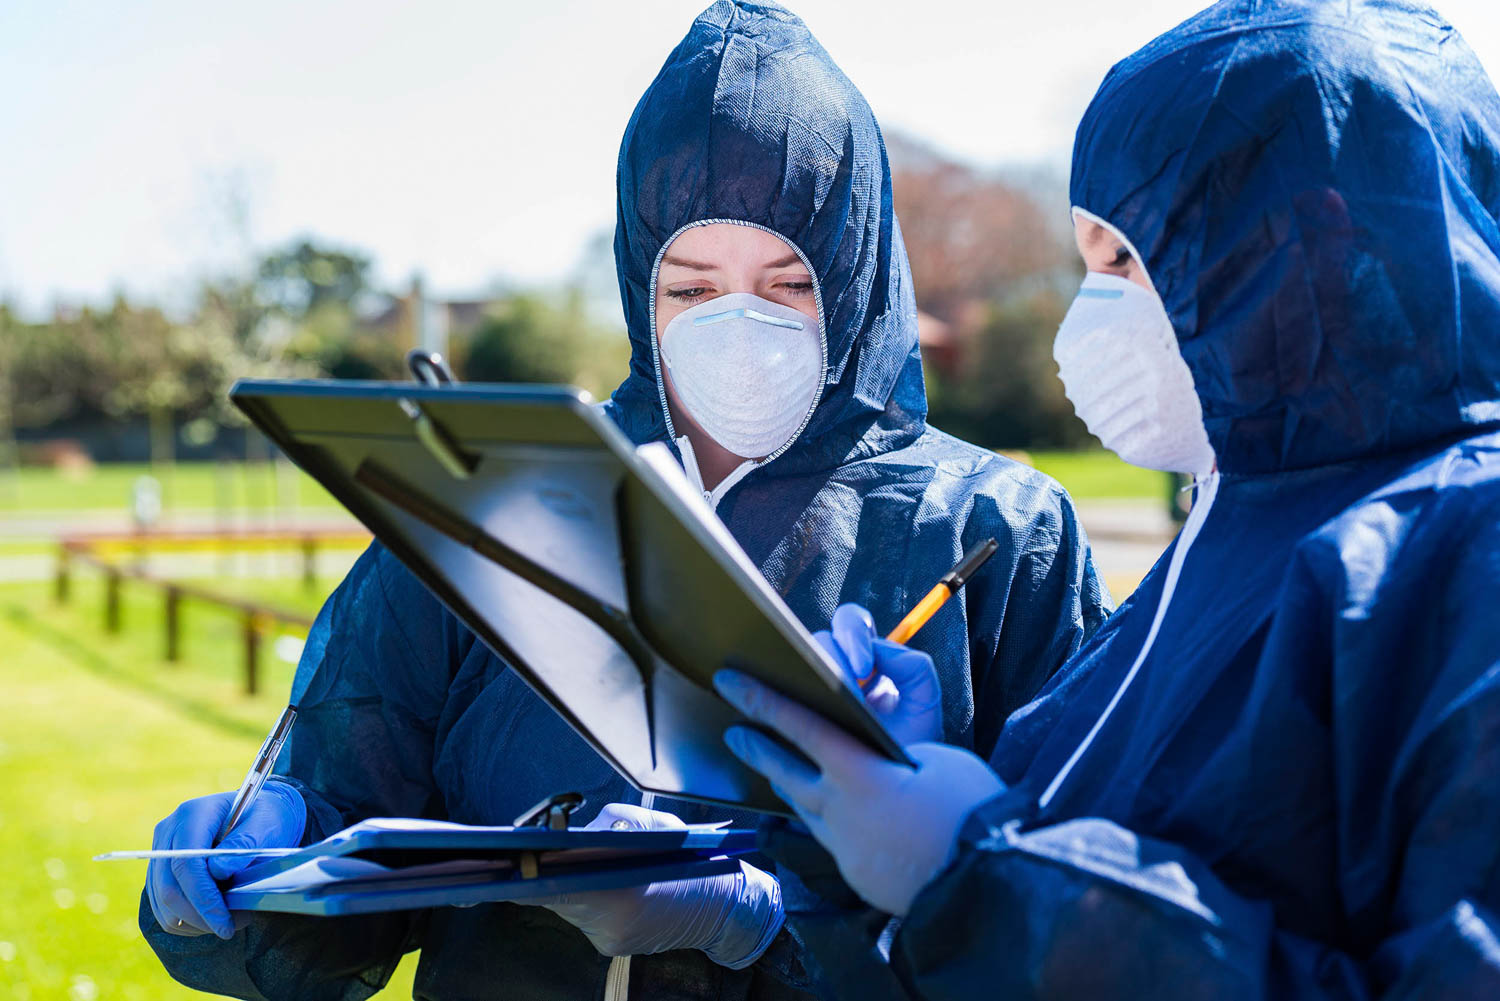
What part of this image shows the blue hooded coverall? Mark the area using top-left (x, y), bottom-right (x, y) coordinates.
top-left (139, 4), bottom-right (1110, 999)
top-left (870, 2), bottom-right (1500, 998)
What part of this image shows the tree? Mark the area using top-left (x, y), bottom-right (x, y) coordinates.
top-left (925, 290), bottom-right (1092, 450)
top-left (890, 136), bottom-right (1068, 320)
top-left (248, 237), bottom-right (397, 383)
top-left (460, 292), bottom-right (630, 398)
top-left (256, 239), bottom-right (372, 320)
top-left (888, 134), bottom-right (1085, 449)
top-left (0, 305), bottom-right (20, 491)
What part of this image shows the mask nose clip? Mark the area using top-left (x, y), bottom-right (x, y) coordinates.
top-left (1075, 286), bottom-right (1126, 300)
top-left (692, 307), bottom-right (805, 330)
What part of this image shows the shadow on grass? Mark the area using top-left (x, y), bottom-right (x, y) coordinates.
top-left (3, 602), bottom-right (267, 742)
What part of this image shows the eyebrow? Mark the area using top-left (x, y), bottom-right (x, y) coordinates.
top-left (1080, 225), bottom-right (1115, 248)
top-left (659, 253), bottom-right (807, 272)
top-left (661, 255), bottom-right (718, 271)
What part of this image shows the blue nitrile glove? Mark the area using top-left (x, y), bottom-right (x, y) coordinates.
top-left (815, 603), bottom-right (944, 746)
top-left (535, 803), bottom-right (784, 969)
top-left (715, 670), bottom-right (1002, 918)
top-left (146, 782), bottom-right (306, 939)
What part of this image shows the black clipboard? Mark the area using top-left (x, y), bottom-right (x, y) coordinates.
top-left (230, 376), bottom-right (910, 814)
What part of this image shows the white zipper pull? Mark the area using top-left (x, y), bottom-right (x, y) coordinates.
top-left (605, 955), bottom-right (631, 1001)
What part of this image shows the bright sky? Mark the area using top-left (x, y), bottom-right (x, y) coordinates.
top-left (3, 0), bottom-right (1500, 317)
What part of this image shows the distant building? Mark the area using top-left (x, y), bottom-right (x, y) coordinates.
top-left (917, 308), bottom-right (961, 375)
top-left (356, 276), bottom-right (496, 353)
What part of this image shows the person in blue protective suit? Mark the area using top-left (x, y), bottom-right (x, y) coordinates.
top-left (138, 3), bottom-right (1110, 999)
top-left (717, 1), bottom-right (1500, 997)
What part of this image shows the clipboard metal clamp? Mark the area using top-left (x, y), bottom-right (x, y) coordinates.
top-left (399, 350), bottom-right (478, 479)
top-left (512, 792), bottom-right (585, 879)
top-left (407, 349), bottom-right (455, 387)
top-left (512, 791), bottom-right (585, 831)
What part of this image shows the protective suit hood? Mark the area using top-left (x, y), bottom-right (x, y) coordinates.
top-left (1071, 0), bottom-right (1500, 475)
top-left (604, 0), bottom-right (925, 473)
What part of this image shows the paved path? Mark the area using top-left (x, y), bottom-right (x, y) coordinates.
top-left (0, 507), bottom-right (357, 542)
top-left (0, 549), bottom-right (364, 584)
top-left (0, 509), bottom-right (366, 582)
top-left (1076, 500), bottom-right (1178, 597)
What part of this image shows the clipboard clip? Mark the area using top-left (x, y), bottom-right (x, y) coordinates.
top-left (399, 350), bottom-right (478, 479)
top-left (407, 349), bottom-right (455, 387)
top-left (512, 791), bottom-right (585, 831)
top-left (512, 792), bottom-right (583, 880)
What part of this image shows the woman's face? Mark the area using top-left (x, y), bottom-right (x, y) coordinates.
top-left (1073, 215), bottom-right (1154, 290)
top-left (654, 223), bottom-right (819, 339)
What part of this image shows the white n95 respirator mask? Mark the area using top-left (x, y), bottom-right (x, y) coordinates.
top-left (658, 292), bottom-right (823, 459)
top-left (1053, 272), bottom-right (1216, 475)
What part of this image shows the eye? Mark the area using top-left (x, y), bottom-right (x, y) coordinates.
top-left (663, 286), bottom-right (712, 301)
top-left (775, 280), bottom-right (815, 299)
top-left (1110, 246), bottom-right (1133, 268)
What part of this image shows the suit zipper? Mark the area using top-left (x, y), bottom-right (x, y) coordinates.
top-left (604, 955), bottom-right (631, 1001)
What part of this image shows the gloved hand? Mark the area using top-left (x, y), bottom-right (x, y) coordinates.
top-left (714, 670), bottom-right (1002, 917)
top-left (536, 803), bottom-right (784, 969)
top-left (815, 603), bottom-right (944, 746)
top-left (146, 781), bottom-right (306, 939)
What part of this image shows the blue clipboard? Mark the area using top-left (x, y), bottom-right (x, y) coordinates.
top-left (222, 822), bottom-right (757, 917)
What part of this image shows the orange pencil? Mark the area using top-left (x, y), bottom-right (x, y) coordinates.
top-left (857, 538), bottom-right (999, 688)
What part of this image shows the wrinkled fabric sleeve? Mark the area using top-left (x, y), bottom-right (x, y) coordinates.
top-left (891, 523), bottom-right (1500, 1000)
top-left (141, 544), bottom-right (470, 1001)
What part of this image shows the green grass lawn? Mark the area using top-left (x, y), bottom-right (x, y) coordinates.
top-left (0, 575), bottom-right (418, 1000)
top-left (1026, 449), bottom-right (1163, 501)
top-left (0, 462), bottom-right (339, 515)
top-left (0, 450), bottom-right (1157, 518)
